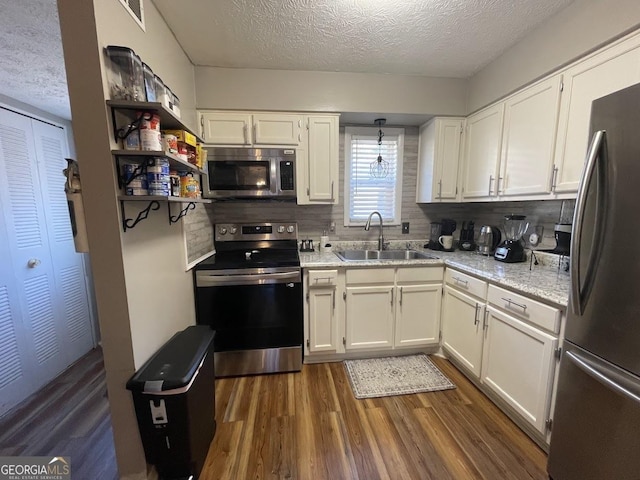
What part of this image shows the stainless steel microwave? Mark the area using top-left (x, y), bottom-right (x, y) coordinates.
top-left (202, 148), bottom-right (296, 199)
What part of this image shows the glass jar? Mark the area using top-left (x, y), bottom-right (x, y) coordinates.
top-left (142, 62), bottom-right (156, 102)
top-left (105, 46), bottom-right (145, 101)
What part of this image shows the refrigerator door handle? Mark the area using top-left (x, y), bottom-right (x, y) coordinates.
top-left (567, 350), bottom-right (640, 405)
top-left (571, 130), bottom-right (606, 316)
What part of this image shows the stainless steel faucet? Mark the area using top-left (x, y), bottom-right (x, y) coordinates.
top-left (364, 211), bottom-right (386, 250)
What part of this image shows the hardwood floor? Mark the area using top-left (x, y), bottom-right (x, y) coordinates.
top-left (0, 347), bottom-right (118, 480)
top-left (202, 355), bottom-right (548, 480)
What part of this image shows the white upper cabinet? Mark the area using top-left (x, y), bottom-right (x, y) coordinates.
top-left (201, 112), bottom-right (252, 145)
top-left (416, 117), bottom-right (464, 203)
top-left (461, 104), bottom-right (504, 200)
top-left (296, 114), bottom-right (339, 205)
top-left (553, 37), bottom-right (640, 192)
top-left (253, 114), bottom-right (302, 145)
top-left (499, 76), bottom-right (563, 197)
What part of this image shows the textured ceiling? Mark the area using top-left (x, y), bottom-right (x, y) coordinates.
top-left (155, 0), bottom-right (575, 76)
top-left (0, 0), bottom-right (575, 121)
top-left (0, 0), bottom-right (70, 119)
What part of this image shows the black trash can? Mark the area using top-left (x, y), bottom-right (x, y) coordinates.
top-left (126, 325), bottom-right (216, 480)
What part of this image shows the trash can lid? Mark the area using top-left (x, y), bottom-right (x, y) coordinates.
top-left (126, 325), bottom-right (215, 393)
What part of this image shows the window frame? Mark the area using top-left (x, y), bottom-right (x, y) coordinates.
top-left (343, 126), bottom-right (405, 227)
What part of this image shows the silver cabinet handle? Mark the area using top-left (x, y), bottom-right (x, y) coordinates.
top-left (452, 276), bottom-right (468, 287)
top-left (501, 297), bottom-right (527, 312)
top-left (27, 258), bottom-right (41, 268)
top-left (474, 303), bottom-right (480, 325)
top-left (483, 308), bottom-right (489, 330)
top-left (549, 164), bottom-right (559, 192)
top-left (298, 133), bottom-right (302, 142)
top-left (399, 287), bottom-right (403, 305)
top-left (437, 180), bottom-right (442, 199)
top-left (313, 277), bottom-right (333, 283)
top-left (330, 181), bottom-right (334, 201)
top-left (488, 175), bottom-right (494, 196)
top-left (332, 291), bottom-right (335, 310)
top-left (390, 289), bottom-right (394, 305)
top-left (497, 176), bottom-right (504, 194)
top-left (200, 115), bottom-right (205, 140)
top-left (572, 130), bottom-right (606, 316)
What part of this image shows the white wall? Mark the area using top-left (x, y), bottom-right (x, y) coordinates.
top-left (195, 67), bottom-right (468, 115)
top-left (468, 0), bottom-right (640, 112)
top-left (57, 0), bottom-right (198, 478)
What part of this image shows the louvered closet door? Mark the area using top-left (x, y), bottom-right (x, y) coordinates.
top-left (31, 121), bottom-right (93, 362)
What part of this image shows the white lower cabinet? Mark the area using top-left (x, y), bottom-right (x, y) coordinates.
top-left (394, 284), bottom-right (442, 348)
top-left (441, 286), bottom-right (485, 377)
top-left (345, 285), bottom-right (395, 350)
top-left (306, 269), bottom-right (342, 354)
top-left (481, 306), bottom-right (558, 434)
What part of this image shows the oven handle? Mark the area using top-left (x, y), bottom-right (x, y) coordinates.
top-left (196, 270), bottom-right (301, 287)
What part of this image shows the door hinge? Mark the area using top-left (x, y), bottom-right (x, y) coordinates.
top-left (306, 339), bottom-right (310, 348)
top-left (306, 292), bottom-right (309, 301)
top-left (546, 418), bottom-right (553, 431)
top-left (342, 336), bottom-right (346, 346)
top-left (555, 347), bottom-right (562, 359)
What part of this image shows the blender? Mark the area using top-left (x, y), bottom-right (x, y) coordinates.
top-left (494, 214), bottom-right (529, 263)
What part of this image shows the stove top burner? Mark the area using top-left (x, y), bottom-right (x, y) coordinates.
top-left (196, 222), bottom-right (300, 271)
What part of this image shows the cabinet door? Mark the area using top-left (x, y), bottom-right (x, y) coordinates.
top-left (482, 307), bottom-right (557, 434)
top-left (500, 76), bottom-right (562, 196)
top-left (345, 286), bottom-right (394, 350)
top-left (461, 104), bottom-right (504, 200)
top-left (308, 287), bottom-right (338, 352)
top-left (306, 115), bottom-right (339, 203)
top-left (441, 286), bottom-right (484, 377)
top-left (416, 118), bottom-right (463, 203)
top-left (253, 114), bottom-right (302, 145)
top-left (554, 40), bottom-right (640, 192)
top-left (201, 112), bottom-right (252, 145)
top-left (394, 284), bottom-right (442, 348)
top-left (434, 118), bottom-right (463, 200)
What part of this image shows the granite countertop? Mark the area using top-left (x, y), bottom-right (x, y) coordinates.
top-left (300, 243), bottom-right (570, 308)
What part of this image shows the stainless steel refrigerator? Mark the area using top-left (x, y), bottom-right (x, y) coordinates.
top-left (547, 83), bottom-right (640, 480)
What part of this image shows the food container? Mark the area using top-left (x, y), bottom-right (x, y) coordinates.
top-left (123, 127), bottom-right (140, 150)
top-left (176, 142), bottom-right (189, 162)
top-left (162, 129), bottom-right (197, 147)
top-left (105, 46), bottom-right (145, 101)
top-left (157, 77), bottom-right (171, 110)
top-left (122, 163), bottom-right (148, 196)
top-left (139, 113), bottom-right (162, 151)
top-left (180, 172), bottom-right (200, 198)
top-left (169, 171), bottom-right (181, 197)
top-left (161, 133), bottom-right (178, 155)
top-left (142, 62), bottom-right (156, 102)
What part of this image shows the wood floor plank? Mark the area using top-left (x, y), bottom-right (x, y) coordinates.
top-left (233, 375), bottom-right (263, 480)
top-left (201, 420), bottom-right (244, 480)
top-left (269, 415), bottom-right (297, 479)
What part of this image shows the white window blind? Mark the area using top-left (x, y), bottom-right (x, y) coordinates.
top-left (344, 127), bottom-right (404, 226)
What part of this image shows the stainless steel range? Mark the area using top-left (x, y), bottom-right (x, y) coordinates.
top-left (194, 223), bottom-right (302, 377)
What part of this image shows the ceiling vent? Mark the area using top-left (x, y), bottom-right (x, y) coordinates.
top-left (118, 0), bottom-right (145, 31)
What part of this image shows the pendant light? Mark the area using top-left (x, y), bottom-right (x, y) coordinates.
top-left (370, 118), bottom-right (389, 179)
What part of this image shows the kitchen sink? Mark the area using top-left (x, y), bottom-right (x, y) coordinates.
top-left (335, 249), bottom-right (439, 261)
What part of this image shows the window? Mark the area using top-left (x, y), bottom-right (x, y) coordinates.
top-left (344, 127), bottom-right (404, 226)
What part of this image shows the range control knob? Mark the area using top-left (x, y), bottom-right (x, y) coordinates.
top-left (287, 225), bottom-right (295, 234)
top-left (219, 227), bottom-right (227, 235)
top-left (277, 225), bottom-right (285, 233)
top-left (230, 227), bottom-right (238, 234)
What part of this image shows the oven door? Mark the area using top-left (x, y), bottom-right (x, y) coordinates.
top-left (195, 268), bottom-right (303, 375)
top-left (203, 159), bottom-right (277, 198)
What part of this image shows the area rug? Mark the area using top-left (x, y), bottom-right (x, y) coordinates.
top-left (344, 354), bottom-right (455, 399)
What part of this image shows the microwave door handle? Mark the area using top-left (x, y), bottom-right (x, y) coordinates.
top-left (272, 159), bottom-right (278, 194)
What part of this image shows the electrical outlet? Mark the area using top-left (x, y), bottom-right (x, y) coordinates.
top-left (402, 222), bottom-right (410, 234)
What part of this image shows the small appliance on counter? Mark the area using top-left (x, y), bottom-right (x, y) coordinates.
top-left (552, 223), bottom-right (572, 255)
top-left (477, 225), bottom-right (501, 255)
top-left (459, 221), bottom-right (476, 251)
top-left (494, 214), bottom-right (529, 263)
top-left (426, 219), bottom-right (456, 251)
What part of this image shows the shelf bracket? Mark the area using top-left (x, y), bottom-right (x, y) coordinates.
top-left (121, 200), bottom-right (161, 231)
top-left (168, 201), bottom-right (196, 224)
top-left (112, 109), bottom-right (155, 143)
top-left (116, 156), bottom-right (153, 189)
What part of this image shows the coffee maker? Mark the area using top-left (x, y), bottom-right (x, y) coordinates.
top-left (426, 219), bottom-right (456, 251)
top-left (494, 214), bottom-right (529, 263)
top-left (553, 224), bottom-right (572, 255)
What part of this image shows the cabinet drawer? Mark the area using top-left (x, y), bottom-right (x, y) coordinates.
top-left (308, 269), bottom-right (338, 287)
top-left (397, 266), bottom-right (443, 283)
top-left (445, 269), bottom-right (487, 299)
top-left (346, 268), bottom-right (395, 284)
top-left (487, 285), bottom-right (560, 333)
